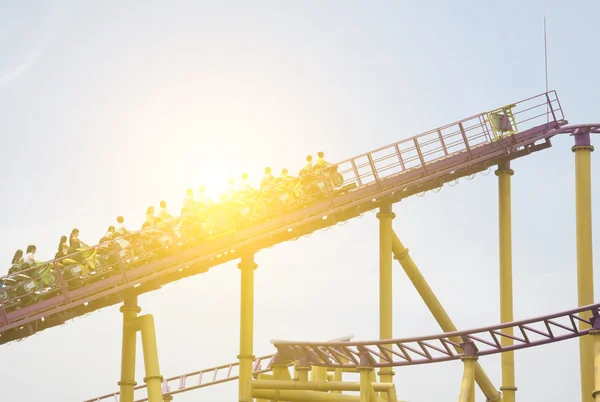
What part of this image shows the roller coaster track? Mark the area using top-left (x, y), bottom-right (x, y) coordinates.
top-left (272, 303), bottom-right (600, 368)
top-left (88, 303), bottom-right (600, 401)
top-left (87, 336), bottom-right (354, 402)
top-left (85, 354), bottom-right (276, 402)
top-left (1, 91), bottom-right (598, 346)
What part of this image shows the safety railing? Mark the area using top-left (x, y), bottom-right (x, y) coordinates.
top-left (335, 91), bottom-right (563, 188)
top-left (84, 354), bottom-right (275, 402)
top-left (0, 91), bottom-right (567, 340)
top-left (272, 302), bottom-right (600, 368)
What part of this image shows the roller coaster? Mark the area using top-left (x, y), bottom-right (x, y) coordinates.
top-left (2, 91), bottom-right (599, 401)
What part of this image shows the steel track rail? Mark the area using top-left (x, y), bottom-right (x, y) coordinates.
top-left (272, 303), bottom-right (600, 368)
top-left (0, 92), bottom-right (585, 345)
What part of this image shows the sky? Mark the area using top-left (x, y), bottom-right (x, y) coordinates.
top-left (0, 0), bottom-right (599, 401)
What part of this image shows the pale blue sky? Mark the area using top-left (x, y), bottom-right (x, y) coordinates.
top-left (1, 1), bottom-right (599, 401)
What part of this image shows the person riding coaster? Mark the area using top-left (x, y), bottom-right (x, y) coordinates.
top-left (63, 247), bottom-right (103, 278)
top-left (177, 210), bottom-right (208, 240)
top-left (295, 162), bottom-right (344, 199)
top-left (0, 150), bottom-right (350, 308)
top-left (256, 169), bottom-right (296, 209)
top-left (0, 260), bottom-right (60, 304)
top-left (129, 223), bottom-right (174, 258)
top-left (222, 174), bottom-right (268, 221)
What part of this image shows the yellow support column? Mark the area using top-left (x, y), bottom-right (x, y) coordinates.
top-left (376, 203), bottom-right (395, 394)
top-left (297, 364), bottom-right (311, 383)
top-left (332, 367), bottom-right (343, 394)
top-left (390, 231), bottom-right (501, 401)
top-left (138, 315), bottom-right (164, 402)
top-left (358, 366), bottom-right (377, 402)
top-left (459, 342), bottom-right (477, 402)
top-left (573, 131), bottom-right (595, 402)
top-left (458, 355), bottom-right (477, 402)
top-left (496, 161), bottom-right (517, 402)
top-left (311, 365), bottom-right (327, 382)
top-left (119, 297), bottom-right (141, 402)
top-left (591, 322), bottom-right (600, 401)
top-left (238, 254), bottom-right (258, 402)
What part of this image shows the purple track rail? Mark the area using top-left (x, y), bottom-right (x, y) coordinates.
top-left (86, 335), bottom-right (354, 401)
top-left (86, 304), bottom-right (600, 401)
top-left (272, 303), bottom-right (600, 368)
top-left (0, 91), bottom-right (595, 346)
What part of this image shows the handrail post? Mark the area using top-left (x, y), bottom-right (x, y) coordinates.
top-left (54, 262), bottom-right (71, 304)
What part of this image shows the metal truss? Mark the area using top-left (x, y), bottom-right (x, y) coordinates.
top-left (272, 303), bottom-right (600, 368)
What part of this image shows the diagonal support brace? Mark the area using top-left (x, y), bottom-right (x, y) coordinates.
top-left (390, 230), bottom-right (502, 402)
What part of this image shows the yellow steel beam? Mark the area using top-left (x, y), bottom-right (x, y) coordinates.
top-left (250, 379), bottom-right (402, 402)
top-left (496, 162), bottom-right (517, 402)
top-left (238, 254), bottom-right (258, 401)
top-left (137, 315), bottom-right (164, 402)
top-left (573, 143), bottom-right (595, 401)
top-left (390, 230), bottom-right (501, 401)
top-left (119, 297), bottom-right (141, 402)
top-left (459, 356), bottom-right (477, 402)
top-left (591, 329), bottom-right (600, 401)
top-left (377, 204), bottom-right (396, 395)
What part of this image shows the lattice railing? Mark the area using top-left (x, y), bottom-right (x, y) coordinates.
top-left (84, 355), bottom-right (275, 402)
top-left (335, 91), bottom-right (564, 188)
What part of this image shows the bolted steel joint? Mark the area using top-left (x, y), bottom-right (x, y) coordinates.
top-left (500, 385), bottom-right (518, 391)
top-left (376, 211), bottom-right (396, 220)
top-left (571, 145), bottom-right (595, 153)
top-left (237, 255), bottom-right (258, 270)
top-left (143, 374), bottom-right (164, 383)
top-left (393, 248), bottom-right (410, 260)
top-left (120, 305), bottom-right (142, 314)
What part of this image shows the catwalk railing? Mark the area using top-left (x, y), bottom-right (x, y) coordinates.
top-left (84, 354), bottom-right (275, 402)
top-left (86, 335), bottom-right (354, 402)
top-left (272, 303), bottom-right (600, 368)
top-left (0, 91), bottom-right (573, 344)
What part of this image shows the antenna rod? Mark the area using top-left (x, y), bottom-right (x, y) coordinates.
top-left (544, 16), bottom-right (548, 93)
top-left (544, 16), bottom-right (549, 124)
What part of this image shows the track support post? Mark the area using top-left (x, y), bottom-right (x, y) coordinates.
top-left (459, 341), bottom-right (478, 402)
top-left (119, 297), bottom-right (141, 402)
top-left (376, 203), bottom-right (395, 396)
top-left (496, 161), bottom-right (517, 402)
top-left (590, 316), bottom-right (600, 401)
top-left (572, 129), bottom-right (595, 402)
top-left (238, 253), bottom-right (258, 402)
top-left (118, 297), bottom-right (164, 402)
top-left (297, 358), bottom-right (311, 383)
